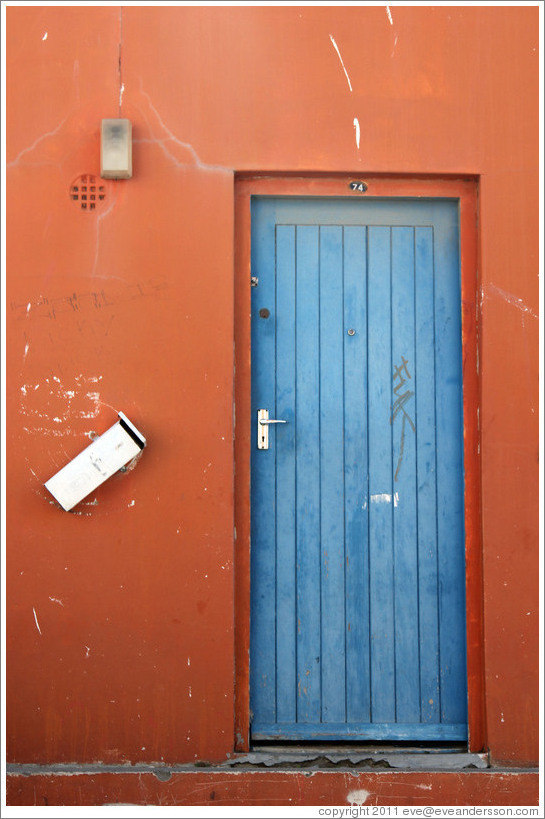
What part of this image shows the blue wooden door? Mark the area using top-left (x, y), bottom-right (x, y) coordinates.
top-left (250, 197), bottom-right (467, 742)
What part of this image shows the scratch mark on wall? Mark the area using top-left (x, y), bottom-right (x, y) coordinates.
top-left (49, 597), bottom-right (64, 607)
top-left (84, 646), bottom-right (91, 658)
top-left (11, 280), bottom-right (168, 322)
top-left (487, 283), bottom-right (538, 320)
top-left (119, 82), bottom-right (125, 109)
top-left (329, 35), bottom-right (353, 92)
top-left (32, 607), bottom-right (42, 635)
top-left (386, 5), bottom-right (394, 25)
top-left (353, 117), bottom-right (361, 150)
top-left (42, 32), bottom-right (48, 41)
top-left (7, 117), bottom-right (67, 167)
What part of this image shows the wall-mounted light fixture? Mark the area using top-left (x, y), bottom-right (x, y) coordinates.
top-left (101, 118), bottom-right (132, 179)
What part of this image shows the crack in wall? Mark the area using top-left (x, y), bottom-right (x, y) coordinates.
top-left (136, 83), bottom-right (231, 174)
top-left (7, 117), bottom-right (68, 168)
top-left (118, 6), bottom-right (124, 114)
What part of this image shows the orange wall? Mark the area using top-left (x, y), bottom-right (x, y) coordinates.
top-left (6, 3), bottom-right (539, 773)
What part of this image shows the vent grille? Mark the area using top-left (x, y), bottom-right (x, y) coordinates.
top-left (70, 175), bottom-right (107, 211)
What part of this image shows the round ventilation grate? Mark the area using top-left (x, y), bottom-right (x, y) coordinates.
top-left (69, 174), bottom-right (107, 211)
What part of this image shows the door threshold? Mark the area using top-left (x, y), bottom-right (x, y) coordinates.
top-left (240, 743), bottom-right (489, 771)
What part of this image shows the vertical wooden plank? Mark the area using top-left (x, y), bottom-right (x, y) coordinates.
top-left (319, 226), bottom-right (346, 723)
top-left (295, 225), bottom-right (322, 723)
top-left (391, 226), bottom-right (420, 723)
top-left (367, 225), bottom-right (396, 723)
top-left (275, 225), bottom-right (297, 723)
top-left (250, 200), bottom-right (277, 724)
top-left (414, 226), bottom-right (441, 724)
top-left (434, 204), bottom-right (468, 728)
top-left (343, 226), bottom-right (371, 723)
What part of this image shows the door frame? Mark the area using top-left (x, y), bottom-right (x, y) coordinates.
top-left (234, 173), bottom-right (484, 753)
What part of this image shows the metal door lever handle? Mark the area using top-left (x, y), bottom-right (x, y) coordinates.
top-left (257, 409), bottom-right (287, 449)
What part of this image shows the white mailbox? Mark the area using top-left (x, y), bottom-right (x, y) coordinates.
top-left (44, 412), bottom-right (146, 511)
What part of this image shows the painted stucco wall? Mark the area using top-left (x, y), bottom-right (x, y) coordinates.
top-left (6, 3), bottom-right (539, 796)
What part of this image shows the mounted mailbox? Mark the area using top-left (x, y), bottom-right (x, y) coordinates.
top-left (44, 412), bottom-right (146, 511)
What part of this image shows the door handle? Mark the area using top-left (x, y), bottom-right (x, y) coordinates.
top-left (257, 409), bottom-right (287, 449)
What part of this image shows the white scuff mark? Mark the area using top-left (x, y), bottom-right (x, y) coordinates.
top-left (32, 607), bottom-right (42, 635)
top-left (26, 303), bottom-right (31, 315)
top-left (391, 33), bottom-right (399, 57)
top-left (84, 646), bottom-right (91, 658)
top-left (80, 392), bottom-right (101, 419)
top-left (137, 83), bottom-right (230, 175)
top-left (20, 376), bottom-right (109, 433)
top-left (49, 597), bottom-right (64, 607)
top-left (23, 342), bottom-right (30, 362)
top-left (347, 789), bottom-right (370, 806)
top-left (92, 192), bottom-right (119, 277)
top-left (80, 375), bottom-right (103, 384)
top-left (128, 499), bottom-right (135, 508)
top-left (353, 117), bottom-right (361, 150)
top-left (386, 5), bottom-right (394, 25)
top-left (329, 35), bottom-right (353, 92)
top-left (7, 116), bottom-right (68, 168)
top-left (487, 283), bottom-right (538, 320)
top-left (394, 491), bottom-right (400, 507)
top-left (23, 425), bottom-right (74, 438)
top-left (119, 82), bottom-right (125, 108)
top-left (416, 784), bottom-right (432, 790)
top-left (187, 657), bottom-right (191, 666)
top-left (42, 32), bottom-right (48, 41)
top-left (188, 686), bottom-right (192, 698)
top-left (371, 493), bottom-right (392, 504)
